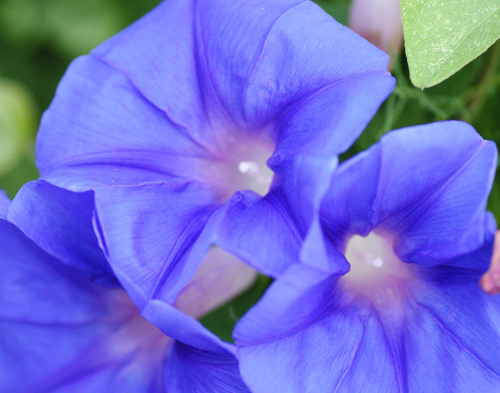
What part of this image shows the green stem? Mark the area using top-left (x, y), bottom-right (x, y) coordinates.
top-left (462, 40), bottom-right (500, 122)
top-left (395, 85), bottom-right (448, 119)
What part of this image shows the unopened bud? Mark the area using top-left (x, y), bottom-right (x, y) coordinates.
top-left (348, 0), bottom-right (403, 70)
top-left (481, 231), bottom-right (500, 295)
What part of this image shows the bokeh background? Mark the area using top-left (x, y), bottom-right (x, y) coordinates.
top-left (1, 0), bottom-right (499, 340)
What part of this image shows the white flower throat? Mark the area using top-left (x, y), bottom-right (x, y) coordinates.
top-left (210, 132), bottom-right (275, 201)
top-left (237, 159), bottom-right (274, 196)
top-left (343, 232), bottom-right (413, 291)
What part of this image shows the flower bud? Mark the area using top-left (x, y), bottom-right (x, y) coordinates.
top-left (481, 230), bottom-right (500, 295)
top-left (348, 0), bottom-right (403, 70)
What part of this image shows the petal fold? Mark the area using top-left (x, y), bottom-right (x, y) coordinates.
top-left (37, 55), bottom-right (206, 185)
top-left (164, 342), bottom-right (251, 393)
top-left (321, 121), bottom-right (497, 266)
top-left (235, 263), bottom-right (399, 393)
top-left (7, 181), bottom-right (114, 283)
top-left (0, 219), bottom-right (166, 392)
top-left (236, 240), bottom-right (500, 392)
top-left (186, 189), bottom-right (303, 278)
top-left (93, 0), bottom-right (206, 134)
top-left (93, 181), bottom-right (220, 308)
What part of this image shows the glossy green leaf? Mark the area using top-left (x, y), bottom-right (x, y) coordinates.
top-left (401, 0), bottom-right (500, 88)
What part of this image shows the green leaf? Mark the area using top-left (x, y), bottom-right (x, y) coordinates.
top-left (0, 80), bottom-right (37, 175)
top-left (401, 0), bottom-right (500, 88)
top-left (200, 274), bottom-right (272, 342)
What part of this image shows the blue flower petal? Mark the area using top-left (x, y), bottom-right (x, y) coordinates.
top-left (7, 181), bottom-right (115, 284)
top-left (403, 275), bottom-right (500, 392)
top-left (187, 189), bottom-right (303, 278)
top-left (0, 219), bottom-right (166, 392)
top-left (35, 0), bottom-right (394, 313)
top-left (143, 299), bottom-right (252, 392)
top-left (164, 342), bottom-right (251, 393)
top-left (321, 121), bottom-right (497, 267)
top-left (37, 55), bottom-right (207, 188)
top-left (0, 217), bottom-right (248, 392)
top-left (235, 263), bottom-right (399, 393)
top-left (92, 181), bottom-right (220, 308)
top-left (93, 0), bottom-right (391, 131)
top-left (235, 239), bottom-right (500, 392)
top-left (403, 234), bottom-right (500, 391)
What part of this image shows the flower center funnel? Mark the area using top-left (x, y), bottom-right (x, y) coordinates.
top-left (343, 232), bottom-right (412, 292)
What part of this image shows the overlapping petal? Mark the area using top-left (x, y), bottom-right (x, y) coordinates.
top-left (321, 121), bottom-right (497, 267)
top-left (235, 230), bottom-right (500, 393)
top-left (31, 0), bottom-right (394, 302)
top-left (187, 189), bottom-right (303, 277)
top-left (7, 181), bottom-right (114, 283)
top-left (92, 182), bottom-right (220, 307)
top-left (0, 213), bottom-right (249, 392)
top-left (235, 123), bottom-right (500, 392)
top-left (37, 55), bottom-right (208, 189)
top-left (0, 219), bottom-right (164, 392)
top-left (164, 342), bottom-right (250, 393)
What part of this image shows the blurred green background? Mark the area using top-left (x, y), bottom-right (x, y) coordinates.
top-left (0, 0), bottom-right (162, 196)
top-left (1, 0), bottom-right (500, 341)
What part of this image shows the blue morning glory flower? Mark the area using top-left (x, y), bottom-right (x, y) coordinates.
top-left (234, 121), bottom-right (500, 392)
top-left (0, 197), bottom-right (251, 392)
top-left (22, 0), bottom-right (394, 311)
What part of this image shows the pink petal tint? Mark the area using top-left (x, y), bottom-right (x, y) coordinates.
top-left (480, 230), bottom-right (500, 295)
top-left (343, 231), bottom-right (413, 290)
top-left (174, 247), bottom-right (258, 319)
top-left (207, 130), bottom-right (275, 201)
top-left (348, 0), bottom-right (403, 69)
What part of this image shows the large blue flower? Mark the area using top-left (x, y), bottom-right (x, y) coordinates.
top-left (17, 0), bottom-right (394, 311)
top-left (0, 194), bottom-right (251, 392)
top-left (234, 121), bottom-right (500, 392)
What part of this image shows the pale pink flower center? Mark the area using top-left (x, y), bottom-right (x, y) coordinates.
top-left (174, 246), bottom-right (257, 319)
top-left (204, 131), bottom-right (275, 201)
top-left (342, 232), bottom-right (413, 294)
